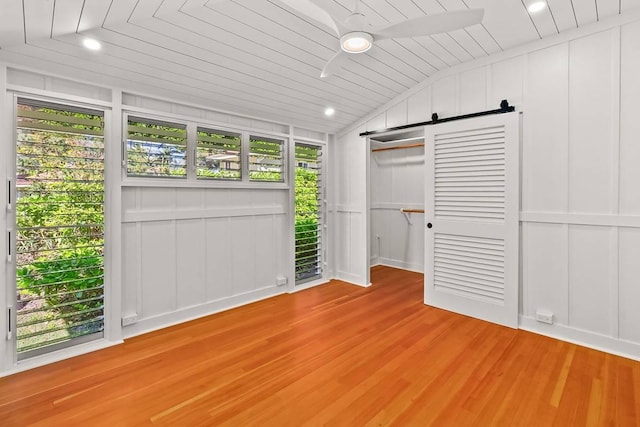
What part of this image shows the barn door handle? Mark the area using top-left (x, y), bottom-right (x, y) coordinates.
top-left (427, 223), bottom-right (433, 229)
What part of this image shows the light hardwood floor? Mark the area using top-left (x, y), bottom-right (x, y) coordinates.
top-left (1, 266), bottom-right (639, 426)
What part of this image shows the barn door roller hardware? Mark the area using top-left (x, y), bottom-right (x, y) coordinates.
top-left (360, 100), bottom-right (515, 137)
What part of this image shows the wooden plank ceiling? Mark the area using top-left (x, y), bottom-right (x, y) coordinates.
top-left (0, 0), bottom-right (635, 133)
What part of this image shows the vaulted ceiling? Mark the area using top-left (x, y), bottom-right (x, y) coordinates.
top-left (0, 0), bottom-right (636, 133)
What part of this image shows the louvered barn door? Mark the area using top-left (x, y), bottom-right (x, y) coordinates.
top-left (424, 113), bottom-right (519, 328)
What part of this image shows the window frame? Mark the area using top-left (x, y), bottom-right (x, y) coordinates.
top-left (195, 126), bottom-right (243, 182)
top-left (290, 139), bottom-right (328, 291)
top-left (6, 93), bottom-right (117, 367)
top-left (125, 114), bottom-right (188, 179)
top-left (248, 134), bottom-right (287, 184)
top-left (121, 110), bottom-right (289, 189)
top-left (293, 142), bottom-right (325, 285)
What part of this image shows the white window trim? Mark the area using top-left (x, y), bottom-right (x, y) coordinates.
top-left (248, 133), bottom-right (288, 184)
top-left (5, 92), bottom-right (120, 369)
top-left (122, 110), bottom-right (290, 189)
top-left (290, 139), bottom-right (328, 290)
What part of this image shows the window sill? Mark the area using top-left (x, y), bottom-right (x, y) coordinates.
top-left (121, 178), bottom-right (289, 190)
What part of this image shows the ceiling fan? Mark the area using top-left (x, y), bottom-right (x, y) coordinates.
top-left (210, 0), bottom-right (484, 78)
top-left (278, 0), bottom-right (484, 78)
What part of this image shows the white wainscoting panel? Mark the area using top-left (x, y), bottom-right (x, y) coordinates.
top-left (523, 222), bottom-right (568, 323)
top-left (459, 67), bottom-right (487, 114)
top-left (407, 87), bottom-right (432, 124)
top-left (342, 20), bottom-right (640, 359)
top-left (619, 21), bottom-right (640, 216)
top-left (431, 75), bottom-right (457, 119)
top-left (254, 215), bottom-right (277, 291)
top-left (205, 218), bottom-right (232, 301)
top-left (568, 225), bottom-right (613, 336)
top-left (231, 216), bottom-right (256, 295)
top-left (176, 219), bottom-right (206, 309)
top-left (121, 187), bottom-right (289, 336)
top-left (140, 220), bottom-right (176, 318)
top-left (489, 56), bottom-right (524, 111)
top-left (619, 227), bottom-right (640, 343)
top-left (524, 43), bottom-right (569, 213)
top-left (386, 101), bottom-right (408, 128)
top-left (121, 222), bottom-right (139, 318)
top-left (568, 31), bottom-right (615, 215)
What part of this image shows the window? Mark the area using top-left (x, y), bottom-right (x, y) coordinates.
top-left (123, 112), bottom-right (289, 186)
top-left (126, 116), bottom-right (187, 178)
top-left (196, 127), bottom-right (242, 180)
top-left (249, 135), bottom-right (285, 182)
top-left (15, 99), bottom-right (105, 358)
top-left (295, 143), bottom-right (324, 284)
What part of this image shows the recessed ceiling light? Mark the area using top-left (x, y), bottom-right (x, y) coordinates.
top-left (528, 1), bottom-right (546, 13)
top-left (83, 38), bottom-right (101, 50)
top-left (325, 107), bottom-right (335, 117)
top-left (340, 32), bottom-right (373, 54)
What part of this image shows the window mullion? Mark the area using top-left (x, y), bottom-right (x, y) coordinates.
top-left (186, 122), bottom-right (197, 181)
top-left (241, 131), bottom-right (250, 183)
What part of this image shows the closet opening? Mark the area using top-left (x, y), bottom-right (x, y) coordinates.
top-left (369, 129), bottom-right (426, 280)
top-left (366, 107), bottom-right (520, 328)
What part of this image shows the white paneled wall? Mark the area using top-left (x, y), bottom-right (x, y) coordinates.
top-left (370, 146), bottom-right (425, 272)
top-left (0, 67), bottom-right (333, 374)
top-left (339, 17), bottom-right (640, 359)
top-left (121, 187), bottom-right (289, 336)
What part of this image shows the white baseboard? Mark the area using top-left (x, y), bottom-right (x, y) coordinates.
top-left (519, 315), bottom-right (640, 362)
top-left (374, 257), bottom-right (424, 274)
top-left (289, 278), bottom-right (331, 293)
top-left (336, 271), bottom-right (370, 287)
top-left (123, 285), bottom-right (284, 339)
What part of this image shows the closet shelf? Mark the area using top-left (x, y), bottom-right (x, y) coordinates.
top-left (371, 143), bottom-right (424, 152)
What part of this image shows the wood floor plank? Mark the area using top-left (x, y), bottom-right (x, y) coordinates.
top-left (1, 266), bottom-right (639, 426)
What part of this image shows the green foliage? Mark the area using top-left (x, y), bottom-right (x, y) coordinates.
top-left (295, 166), bottom-right (321, 280)
top-left (295, 217), bottom-right (319, 278)
top-left (127, 142), bottom-right (187, 177)
top-left (127, 118), bottom-right (186, 142)
top-left (250, 171), bottom-right (283, 182)
top-left (295, 167), bottom-right (319, 221)
top-left (126, 118), bottom-right (188, 177)
top-left (17, 247), bottom-right (104, 321)
top-left (197, 168), bottom-right (241, 179)
top-left (21, 105), bottom-right (104, 134)
top-left (17, 182), bottom-right (104, 228)
top-left (15, 105), bottom-right (105, 350)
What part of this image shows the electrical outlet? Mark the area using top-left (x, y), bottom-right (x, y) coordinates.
top-left (276, 277), bottom-right (288, 286)
top-left (121, 314), bottom-right (138, 326)
top-left (535, 309), bottom-right (553, 325)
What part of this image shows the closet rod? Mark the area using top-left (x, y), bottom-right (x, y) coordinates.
top-left (360, 99), bottom-right (515, 137)
top-left (400, 209), bottom-right (425, 213)
top-left (371, 143), bottom-right (424, 152)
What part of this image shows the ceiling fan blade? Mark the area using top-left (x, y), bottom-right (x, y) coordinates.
top-left (280, 0), bottom-right (344, 36)
top-left (321, 50), bottom-right (351, 78)
top-left (371, 9), bottom-right (484, 40)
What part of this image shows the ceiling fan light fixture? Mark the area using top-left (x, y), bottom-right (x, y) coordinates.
top-left (340, 32), bottom-right (373, 53)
